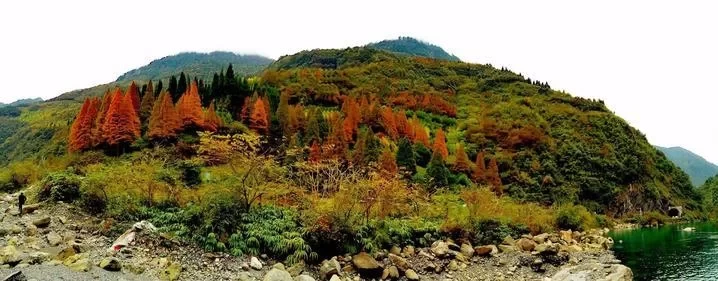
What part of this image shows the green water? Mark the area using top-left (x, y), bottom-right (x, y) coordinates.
top-left (610, 222), bottom-right (718, 281)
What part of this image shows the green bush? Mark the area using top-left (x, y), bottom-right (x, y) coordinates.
top-left (555, 204), bottom-right (595, 231)
top-left (633, 211), bottom-right (667, 226)
top-left (79, 192), bottom-right (107, 215)
top-left (38, 171), bottom-right (81, 202)
top-left (177, 160), bottom-right (202, 187)
top-left (473, 219), bottom-right (529, 245)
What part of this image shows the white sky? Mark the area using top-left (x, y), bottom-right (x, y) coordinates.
top-left (1, 0), bottom-right (717, 163)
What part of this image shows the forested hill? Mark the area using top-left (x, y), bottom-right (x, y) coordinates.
top-left (657, 146), bottom-right (718, 187)
top-left (0, 41), bottom-right (701, 219)
top-left (367, 37), bottom-right (461, 61)
top-left (116, 51), bottom-right (273, 82)
top-left (267, 46), bottom-right (700, 215)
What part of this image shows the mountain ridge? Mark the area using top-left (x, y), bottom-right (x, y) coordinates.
top-left (656, 146), bottom-right (718, 186)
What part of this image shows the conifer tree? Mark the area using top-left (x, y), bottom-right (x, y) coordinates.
top-left (394, 110), bottom-right (412, 138)
top-left (380, 106), bottom-right (398, 139)
top-left (472, 151), bottom-right (487, 183)
top-left (177, 81), bottom-right (204, 130)
top-left (325, 112), bottom-right (347, 159)
top-left (452, 143), bottom-right (471, 174)
top-left (426, 150), bottom-right (450, 189)
top-left (139, 81), bottom-right (156, 123)
top-left (412, 117), bottom-right (430, 147)
top-left (432, 128), bottom-right (448, 160)
top-left (177, 72), bottom-right (187, 97)
top-left (102, 88), bottom-right (140, 148)
top-left (155, 80), bottom-right (163, 96)
top-left (69, 99), bottom-right (90, 152)
top-left (127, 81), bottom-right (141, 114)
top-left (92, 90), bottom-right (113, 146)
top-left (378, 146), bottom-right (398, 178)
top-left (262, 95), bottom-right (271, 126)
top-left (240, 96), bottom-right (252, 122)
top-left (487, 157), bottom-right (503, 196)
top-left (168, 75), bottom-right (179, 102)
top-left (341, 96), bottom-right (360, 141)
top-left (396, 138), bottom-right (417, 175)
top-left (148, 92), bottom-right (181, 141)
top-left (249, 98), bottom-right (268, 134)
top-left (203, 101), bottom-right (222, 132)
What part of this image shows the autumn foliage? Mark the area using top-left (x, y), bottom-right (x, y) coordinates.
top-left (148, 92), bottom-right (181, 141)
top-left (177, 81), bottom-right (204, 129)
top-left (69, 97), bottom-right (100, 152)
top-left (101, 88), bottom-right (140, 147)
top-left (452, 143), bottom-right (471, 174)
top-left (432, 128), bottom-right (448, 160)
top-left (249, 97), bottom-right (268, 134)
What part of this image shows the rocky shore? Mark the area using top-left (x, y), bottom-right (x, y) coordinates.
top-left (0, 192), bottom-right (632, 281)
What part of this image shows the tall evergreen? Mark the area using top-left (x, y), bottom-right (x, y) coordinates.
top-left (155, 80), bottom-right (163, 96)
top-left (396, 138), bottom-right (417, 175)
top-left (168, 75), bottom-right (179, 102)
top-left (426, 150), bottom-right (450, 190)
top-left (177, 72), bottom-right (188, 97)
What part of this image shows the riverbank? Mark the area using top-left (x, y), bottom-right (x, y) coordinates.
top-left (0, 192), bottom-right (631, 281)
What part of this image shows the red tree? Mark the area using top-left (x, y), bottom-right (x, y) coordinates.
top-left (394, 110), bottom-right (411, 138)
top-left (93, 90), bottom-right (113, 146)
top-left (69, 99), bottom-right (93, 152)
top-left (452, 143), bottom-right (471, 174)
top-left (203, 101), bottom-right (222, 132)
top-left (240, 96), bottom-right (252, 122)
top-left (249, 98), bottom-right (268, 134)
top-left (308, 140), bottom-right (321, 163)
top-left (432, 128), bottom-right (448, 160)
top-left (378, 147), bottom-right (398, 178)
top-left (102, 88), bottom-right (140, 147)
top-left (127, 81), bottom-right (141, 114)
top-left (412, 117), bottom-right (430, 147)
top-left (139, 80), bottom-right (155, 123)
top-left (379, 106), bottom-right (398, 139)
top-left (487, 157), bottom-right (503, 196)
top-left (177, 81), bottom-right (204, 130)
top-left (262, 95), bottom-right (272, 125)
top-left (472, 151), bottom-right (487, 183)
top-left (148, 92), bottom-right (181, 141)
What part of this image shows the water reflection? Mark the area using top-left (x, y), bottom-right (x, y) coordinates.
top-left (610, 222), bottom-right (718, 281)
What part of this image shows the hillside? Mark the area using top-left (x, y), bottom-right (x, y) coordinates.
top-left (116, 51), bottom-right (273, 82)
top-left (656, 146), bottom-right (718, 186)
top-left (0, 97), bottom-right (43, 108)
top-left (367, 37), bottom-right (460, 61)
top-left (0, 41), bottom-right (702, 277)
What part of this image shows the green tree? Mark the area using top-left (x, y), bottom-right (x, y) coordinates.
top-left (426, 150), bottom-right (450, 190)
top-left (178, 72), bottom-right (188, 97)
top-left (168, 75), bottom-right (179, 102)
top-left (396, 138), bottom-right (416, 175)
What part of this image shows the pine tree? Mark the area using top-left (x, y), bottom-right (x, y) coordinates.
top-left (472, 151), bottom-right (487, 183)
top-left (426, 150), bottom-right (450, 189)
top-left (69, 99), bottom-right (91, 152)
top-left (203, 101), bottom-right (222, 132)
top-left (155, 80), bottom-right (163, 96)
top-left (325, 112), bottom-right (347, 159)
top-left (127, 81), bottom-right (141, 114)
top-left (262, 95), bottom-right (271, 126)
top-left (148, 92), bottom-right (181, 141)
top-left (379, 106), bottom-right (398, 139)
top-left (240, 96), bottom-right (252, 122)
top-left (102, 88), bottom-right (140, 148)
top-left (168, 75), bottom-right (179, 102)
top-left (249, 98), bottom-right (268, 134)
top-left (394, 110), bottom-right (412, 138)
top-left (452, 143), bottom-right (471, 174)
top-left (396, 138), bottom-right (417, 175)
top-left (341, 96), bottom-right (360, 141)
top-left (432, 128), bottom-right (448, 160)
top-left (412, 117), bottom-right (430, 147)
top-left (177, 81), bottom-right (204, 130)
top-left (487, 157), bottom-right (503, 196)
top-left (139, 81), bottom-right (156, 123)
top-left (378, 146), bottom-right (398, 178)
top-left (177, 72), bottom-right (187, 97)
top-left (92, 90), bottom-right (113, 146)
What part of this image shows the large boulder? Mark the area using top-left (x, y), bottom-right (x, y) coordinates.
top-left (293, 275), bottom-right (315, 281)
top-left (352, 252), bottom-right (382, 278)
top-left (498, 245), bottom-right (518, 253)
top-left (263, 268), bottom-right (292, 281)
top-left (430, 241), bottom-right (449, 258)
top-left (460, 243), bottom-right (474, 257)
top-left (560, 230), bottom-right (573, 243)
top-left (319, 258), bottom-right (341, 280)
top-left (535, 243), bottom-right (559, 255)
top-left (388, 253), bottom-right (411, 271)
top-left (46, 232), bottom-right (62, 247)
top-left (32, 216), bottom-right (51, 228)
top-left (382, 266), bottom-right (400, 280)
top-left (2, 271), bottom-right (26, 281)
top-left (502, 235), bottom-right (516, 245)
top-left (516, 238), bottom-right (537, 252)
top-left (63, 255), bottom-right (90, 272)
top-left (552, 262), bottom-right (632, 281)
top-left (1, 246), bottom-right (21, 265)
top-left (533, 233), bottom-right (549, 244)
top-left (22, 204), bottom-right (40, 214)
top-left (159, 262), bottom-right (182, 281)
top-left (475, 245), bottom-right (498, 257)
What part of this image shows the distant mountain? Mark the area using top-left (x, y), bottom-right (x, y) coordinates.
top-left (367, 37), bottom-right (461, 61)
top-left (0, 98), bottom-right (43, 108)
top-left (657, 146), bottom-right (718, 186)
top-left (115, 51), bottom-right (274, 82)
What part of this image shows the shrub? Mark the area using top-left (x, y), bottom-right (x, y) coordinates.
top-left (177, 160), bottom-right (202, 187)
top-left (473, 219), bottom-right (529, 245)
top-left (79, 192), bottom-right (107, 215)
top-left (555, 204), bottom-right (596, 231)
top-left (633, 211), bottom-right (667, 226)
top-left (38, 171), bottom-right (81, 202)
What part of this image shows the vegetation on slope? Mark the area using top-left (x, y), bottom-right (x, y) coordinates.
top-left (656, 146), bottom-right (718, 187)
top-left (116, 51), bottom-right (273, 82)
top-left (0, 42), bottom-right (703, 264)
top-left (367, 37), bottom-right (461, 61)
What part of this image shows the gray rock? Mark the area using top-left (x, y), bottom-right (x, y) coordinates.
top-left (1, 246), bottom-right (21, 265)
top-left (498, 245), bottom-right (518, 253)
top-left (287, 261), bottom-right (305, 276)
top-left (319, 258), bottom-right (341, 279)
top-left (2, 271), bottom-right (26, 281)
top-left (250, 256), bottom-right (263, 270)
top-left (46, 232), bottom-right (62, 247)
top-left (329, 275), bottom-right (341, 281)
top-left (552, 262), bottom-right (633, 281)
top-left (99, 257), bottom-right (121, 271)
top-left (237, 272), bottom-right (256, 281)
top-left (460, 243), bottom-right (474, 257)
top-left (263, 268), bottom-right (292, 281)
top-left (430, 241), bottom-right (449, 257)
top-left (32, 217), bottom-right (50, 228)
top-left (516, 238), bottom-right (537, 251)
top-left (388, 253), bottom-right (411, 271)
top-left (293, 275), bottom-right (315, 281)
top-left (352, 252), bottom-right (382, 278)
top-left (405, 269), bottom-right (420, 280)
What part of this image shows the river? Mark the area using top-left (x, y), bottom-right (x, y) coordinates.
top-left (610, 222), bottom-right (718, 281)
